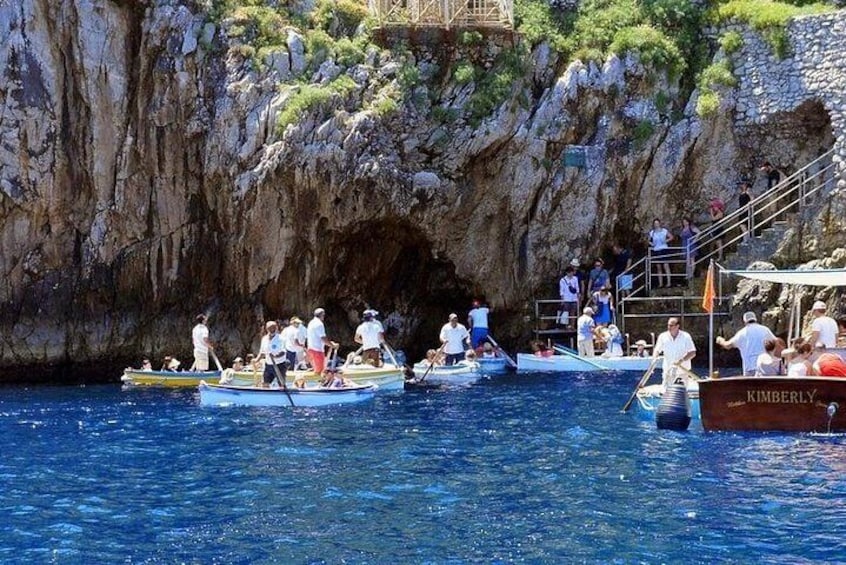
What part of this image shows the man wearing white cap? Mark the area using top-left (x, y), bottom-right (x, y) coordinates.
top-left (307, 308), bottom-right (339, 375)
top-left (716, 311), bottom-right (775, 376)
top-left (808, 300), bottom-right (838, 348)
top-left (355, 309), bottom-right (385, 366)
top-left (281, 316), bottom-right (306, 369)
top-left (257, 320), bottom-right (286, 387)
top-left (653, 317), bottom-right (696, 389)
top-left (439, 313), bottom-right (470, 365)
top-left (576, 306), bottom-right (597, 357)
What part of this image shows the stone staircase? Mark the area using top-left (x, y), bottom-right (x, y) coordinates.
top-left (723, 217), bottom-right (792, 270)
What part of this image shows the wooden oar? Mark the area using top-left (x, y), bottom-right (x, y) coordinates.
top-left (418, 343), bottom-right (447, 383)
top-left (382, 342), bottom-right (400, 367)
top-left (551, 345), bottom-right (606, 370)
top-left (210, 349), bottom-right (224, 372)
top-left (486, 334), bottom-right (517, 369)
top-left (672, 363), bottom-right (703, 381)
top-left (269, 353), bottom-right (294, 407)
top-left (620, 356), bottom-right (660, 413)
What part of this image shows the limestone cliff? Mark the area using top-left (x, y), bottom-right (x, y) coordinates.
top-left (0, 1), bottom-right (844, 380)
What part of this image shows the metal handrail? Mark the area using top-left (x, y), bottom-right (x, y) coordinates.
top-left (691, 149), bottom-right (836, 270)
top-left (615, 148), bottom-right (837, 334)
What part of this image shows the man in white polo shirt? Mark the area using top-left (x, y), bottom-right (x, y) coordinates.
top-left (653, 317), bottom-right (696, 389)
top-left (808, 300), bottom-right (838, 348)
top-left (716, 311), bottom-right (775, 376)
top-left (439, 313), bottom-right (470, 365)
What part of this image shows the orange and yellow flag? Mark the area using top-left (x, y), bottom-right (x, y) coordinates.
top-left (702, 262), bottom-right (715, 313)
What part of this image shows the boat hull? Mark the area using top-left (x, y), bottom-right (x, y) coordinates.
top-left (699, 377), bottom-right (846, 432)
top-left (516, 354), bottom-right (654, 373)
top-left (411, 361), bottom-right (483, 385)
top-left (476, 357), bottom-right (509, 375)
top-left (198, 382), bottom-right (376, 407)
top-left (122, 369), bottom-right (221, 387)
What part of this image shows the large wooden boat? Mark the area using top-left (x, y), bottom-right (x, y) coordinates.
top-left (122, 368), bottom-right (222, 387)
top-left (198, 381), bottom-right (376, 407)
top-left (699, 377), bottom-right (846, 432)
top-left (698, 267), bottom-right (846, 433)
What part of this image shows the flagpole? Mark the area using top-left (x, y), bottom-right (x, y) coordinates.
top-left (709, 259), bottom-right (715, 379)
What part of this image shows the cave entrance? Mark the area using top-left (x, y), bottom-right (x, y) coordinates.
top-left (319, 220), bottom-right (475, 361)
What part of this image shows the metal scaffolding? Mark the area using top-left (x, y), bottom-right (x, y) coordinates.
top-left (368, 0), bottom-right (513, 29)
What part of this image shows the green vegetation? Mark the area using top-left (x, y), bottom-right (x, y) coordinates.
top-left (719, 31), bottom-right (743, 54)
top-left (276, 75), bottom-right (358, 133)
top-left (466, 47), bottom-right (527, 127)
top-left (609, 24), bottom-right (685, 78)
top-left (632, 119), bottom-right (655, 147)
top-left (695, 59), bottom-right (736, 118)
top-left (453, 62), bottom-right (476, 85)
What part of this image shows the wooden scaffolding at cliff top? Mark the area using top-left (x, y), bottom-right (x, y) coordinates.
top-left (368, 0), bottom-right (513, 29)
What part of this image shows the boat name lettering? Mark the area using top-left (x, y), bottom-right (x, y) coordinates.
top-left (745, 389), bottom-right (817, 404)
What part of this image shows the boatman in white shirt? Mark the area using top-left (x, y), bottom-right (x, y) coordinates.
top-left (808, 300), bottom-right (838, 349)
top-left (257, 320), bottom-right (287, 387)
top-left (653, 317), bottom-right (696, 389)
top-left (355, 309), bottom-right (385, 366)
top-left (440, 313), bottom-right (470, 365)
top-left (307, 308), bottom-right (339, 375)
top-left (191, 314), bottom-right (214, 371)
top-left (715, 311), bottom-right (775, 376)
top-left (281, 316), bottom-right (306, 369)
top-left (467, 299), bottom-right (491, 349)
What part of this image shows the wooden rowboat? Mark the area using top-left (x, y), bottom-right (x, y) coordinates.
top-left (410, 360), bottom-right (482, 385)
top-left (122, 368), bottom-right (222, 388)
top-left (229, 363), bottom-right (405, 391)
top-left (198, 381), bottom-right (376, 407)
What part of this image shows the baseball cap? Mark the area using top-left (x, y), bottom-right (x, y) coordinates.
top-left (812, 301), bottom-right (827, 312)
top-left (314, 307), bottom-right (325, 316)
top-left (742, 311), bottom-right (757, 323)
top-left (449, 313), bottom-right (458, 320)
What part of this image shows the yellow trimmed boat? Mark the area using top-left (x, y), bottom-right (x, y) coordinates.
top-left (121, 368), bottom-right (222, 388)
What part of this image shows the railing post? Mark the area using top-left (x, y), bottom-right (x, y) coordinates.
top-left (646, 249), bottom-right (652, 294)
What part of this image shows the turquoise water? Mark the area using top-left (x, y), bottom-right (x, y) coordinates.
top-left (2, 373), bottom-right (845, 563)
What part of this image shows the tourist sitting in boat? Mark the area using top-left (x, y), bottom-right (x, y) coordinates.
top-left (231, 357), bottom-right (244, 372)
top-left (140, 359), bottom-right (152, 372)
top-left (531, 341), bottom-right (553, 358)
top-left (599, 324), bottom-right (624, 358)
top-left (812, 353), bottom-right (846, 377)
top-left (160, 356), bottom-right (173, 371)
top-left (161, 357), bottom-right (180, 371)
top-left (755, 338), bottom-right (785, 376)
top-left (630, 340), bottom-right (649, 358)
top-left (465, 350), bottom-right (478, 362)
top-left (481, 342), bottom-right (497, 358)
top-left (785, 341), bottom-right (813, 376)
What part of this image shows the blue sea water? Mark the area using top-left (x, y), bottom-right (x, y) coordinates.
top-left (2, 372), bottom-right (845, 563)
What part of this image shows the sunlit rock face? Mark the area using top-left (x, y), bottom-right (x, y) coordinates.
top-left (0, 1), bottom-right (843, 378)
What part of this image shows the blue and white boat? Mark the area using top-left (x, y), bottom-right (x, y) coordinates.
top-left (198, 381), bottom-right (376, 407)
top-left (635, 381), bottom-right (701, 420)
top-left (410, 360), bottom-right (483, 385)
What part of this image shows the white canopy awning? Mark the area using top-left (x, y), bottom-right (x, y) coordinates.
top-left (723, 268), bottom-right (846, 287)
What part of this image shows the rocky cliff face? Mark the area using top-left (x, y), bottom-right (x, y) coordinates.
top-left (0, 1), bottom-right (844, 380)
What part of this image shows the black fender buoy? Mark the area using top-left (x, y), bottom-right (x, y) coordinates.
top-left (656, 383), bottom-right (691, 431)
